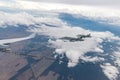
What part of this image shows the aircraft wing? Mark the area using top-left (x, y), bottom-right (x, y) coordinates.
top-left (0, 33), bottom-right (35, 45)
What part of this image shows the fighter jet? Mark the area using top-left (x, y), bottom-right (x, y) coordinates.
top-left (0, 33), bottom-right (35, 52)
top-left (60, 34), bottom-right (91, 42)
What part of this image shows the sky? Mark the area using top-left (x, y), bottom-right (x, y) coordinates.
top-left (1, 0), bottom-right (120, 7)
top-left (21, 0), bottom-right (120, 7)
top-left (0, 0), bottom-right (120, 11)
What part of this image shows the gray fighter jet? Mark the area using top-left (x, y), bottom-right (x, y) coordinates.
top-left (60, 34), bottom-right (91, 42)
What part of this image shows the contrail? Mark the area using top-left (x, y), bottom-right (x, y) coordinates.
top-left (0, 33), bottom-right (36, 45)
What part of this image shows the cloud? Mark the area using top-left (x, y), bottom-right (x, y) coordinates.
top-left (113, 49), bottom-right (120, 67)
top-left (101, 63), bottom-right (119, 80)
top-left (0, 12), bottom-right (35, 27)
top-left (0, 1), bottom-right (120, 26)
top-left (30, 25), bottom-right (120, 68)
top-left (0, 11), bottom-right (65, 28)
top-left (18, 0), bottom-right (120, 6)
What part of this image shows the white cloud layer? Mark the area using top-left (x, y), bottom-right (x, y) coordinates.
top-left (113, 49), bottom-right (120, 67)
top-left (101, 63), bottom-right (119, 80)
top-left (0, 11), bottom-right (65, 28)
top-left (1, 1), bottom-right (120, 26)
